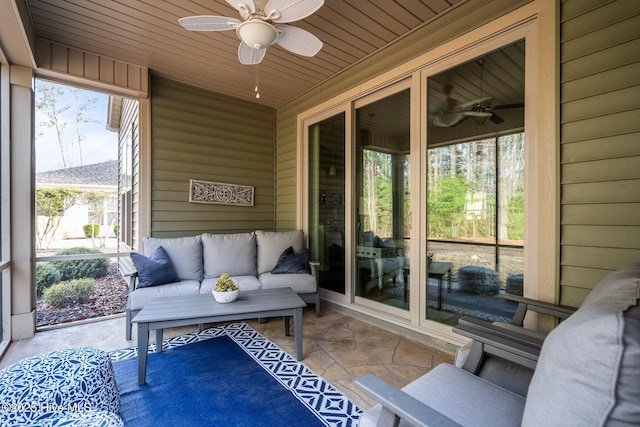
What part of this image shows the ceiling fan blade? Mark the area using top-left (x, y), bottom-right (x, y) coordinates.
top-left (456, 96), bottom-right (493, 111)
top-left (433, 113), bottom-right (467, 128)
top-left (493, 103), bottom-right (525, 110)
top-left (276, 24), bottom-right (323, 56)
top-left (461, 110), bottom-right (493, 118)
top-left (238, 42), bottom-right (266, 64)
top-left (226, 0), bottom-right (255, 16)
top-left (179, 16), bottom-right (240, 31)
top-left (265, 0), bottom-right (324, 23)
top-left (490, 113), bottom-right (505, 124)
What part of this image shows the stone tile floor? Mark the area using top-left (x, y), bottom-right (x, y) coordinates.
top-left (0, 307), bottom-right (455, 410)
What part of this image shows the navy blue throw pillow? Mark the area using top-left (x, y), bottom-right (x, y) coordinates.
top-left (271, 246), bottom-right (310, 274)
top-left (130, 246), bottom-right (180, 288)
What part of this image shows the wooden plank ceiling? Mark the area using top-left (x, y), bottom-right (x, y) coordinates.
top-left (26, 0), bottom-right (466, 107)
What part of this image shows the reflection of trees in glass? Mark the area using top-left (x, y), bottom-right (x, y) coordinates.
top-left (362, 150), bottom-right (392, 236)
top-left (428, 133), bottom-right (524, 243)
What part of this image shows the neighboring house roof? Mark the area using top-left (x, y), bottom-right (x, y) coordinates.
top-left (36, 160), bottom-right (118, 187)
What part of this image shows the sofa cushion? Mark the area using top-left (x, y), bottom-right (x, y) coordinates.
top-left (255, 230), bottom-right (304, 275)
top-left (359, 364), bottom-right (526, 427)
top-left (129, 280), bottom-right (201, 311)
top-left (271, 246), bottom-right (310, 274)
top-left (131, 247), bottom-right (180, 288)
top-left (200, 276), bottom-right (261, 294)
top-left (522, 262), bottom-right (640, 426)
top-left (202, 232), bottom-right (257, 278)
top-left (143, 236), bottom-right (203, 281)
top-left (259, 272), bottom-right (317, 294)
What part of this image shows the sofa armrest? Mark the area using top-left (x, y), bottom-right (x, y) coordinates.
top-left (308, 261), bottom-right (320, 278)
top-left (355, 373), bottom-right (462, 427)
top-left (118, 256), bottom-right (138, 293)
top-left (503, 294), bottom-right (577, 326)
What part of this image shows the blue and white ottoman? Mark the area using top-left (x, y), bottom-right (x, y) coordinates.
top-left (0, 347), bottom-right (122, 426)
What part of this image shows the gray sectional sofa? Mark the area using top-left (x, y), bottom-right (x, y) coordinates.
top-left (121, 230), bottom-right (319, 340)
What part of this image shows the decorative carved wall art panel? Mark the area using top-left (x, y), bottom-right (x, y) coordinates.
top-left (189, 179), bottom-right (254, 206)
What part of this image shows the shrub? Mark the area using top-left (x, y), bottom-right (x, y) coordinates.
top-left (54, 247), bottom-right (109, 280)
top-left (35, 263), bottom-right (61, 294)
top-left (83, 223), bottom-right (100, 238)
top-left (43, 278), bottom-right (96, 307)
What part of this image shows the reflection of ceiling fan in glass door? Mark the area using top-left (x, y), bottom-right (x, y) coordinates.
top-left (431, 59), bottom-right (524, 128)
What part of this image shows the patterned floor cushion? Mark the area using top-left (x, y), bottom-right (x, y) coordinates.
top-left (0, 347), bottom-right (121, 425)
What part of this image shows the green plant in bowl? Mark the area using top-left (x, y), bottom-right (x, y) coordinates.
top-left (212, 273), bottom-right (239, 303)
top-left (214, 273), bottom-right (238, 292)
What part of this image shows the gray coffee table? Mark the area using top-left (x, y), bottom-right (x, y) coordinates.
top-left (132, 287), bottom-right (306, 385)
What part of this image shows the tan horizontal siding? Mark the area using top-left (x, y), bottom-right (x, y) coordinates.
top-left (560, 0), bottom-right (640, 306)
top-left (150, 76), bottom-right (274, 237)
top-left (561, 62), bottom-right (640, 103)
top-left (561, 156), bottom-right (640, 183)
top-left (562, 225), bottom-right (640, 250)
top-left (561, 245), bottom-right (640, 270)
top-left (562, 179), bottom-right (640, 204)
top-left (562, 203), bottom-right (640, 225)
top-left (561, 132), bottom-right (640, 162)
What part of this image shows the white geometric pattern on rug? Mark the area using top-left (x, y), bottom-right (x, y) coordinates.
top-left (109, 322), bottom-right (362, 427)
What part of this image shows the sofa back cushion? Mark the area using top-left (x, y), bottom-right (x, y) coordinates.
top-left (202, 232), bottom-right (257, 278)
top-left (143, 235), bottom-right (203, 281)
top-left (522, 263), bottom-right (640, 426)
top-left (255, 230), bottom-right (304, 275)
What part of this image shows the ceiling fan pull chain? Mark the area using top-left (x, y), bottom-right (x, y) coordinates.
top-left (254, 66), bottom-right (261, 99)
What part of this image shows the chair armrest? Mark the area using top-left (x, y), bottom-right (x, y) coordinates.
top-left (355, 373), bottom-right (462, 427)
top-left (118, 257), bottom-right (139, 293)
top-left (503, 294), bottom-right (577, 325)
top-left (453, 322), bottom-right (540, 371)
top-left (458, 316), bottom-right (545, 349)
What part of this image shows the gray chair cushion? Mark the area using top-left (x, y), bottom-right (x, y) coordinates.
top-left (259, 272), bottom-right (317, 294)
top-left (255, 230), bottom-right (304, 275)
top-left (143, 236), bottom-right (203, 281)
top-left (200, 276), bottom-right (261, 294)
top-left (202, 232), bottom-right (257, 278)
top-left (360, 363), bottom-right (525, 427)
top-left (522, 262), bottom-right (640, 426)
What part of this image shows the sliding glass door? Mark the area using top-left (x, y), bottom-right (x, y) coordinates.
top-left (308, 113), bottom-right (346, 294)
top-left (354, 88), bottom-right (411, 310)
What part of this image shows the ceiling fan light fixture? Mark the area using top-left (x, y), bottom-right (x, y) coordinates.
top-left (236, 19), bottom-right (278, 49)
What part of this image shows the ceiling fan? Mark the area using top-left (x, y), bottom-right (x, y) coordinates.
top-left (179, 0), bottom-right (324, 65)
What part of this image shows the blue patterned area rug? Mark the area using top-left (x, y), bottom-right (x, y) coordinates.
top-left (109, 323), bottom-right (362, 427)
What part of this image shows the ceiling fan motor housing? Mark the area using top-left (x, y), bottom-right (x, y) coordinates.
top-left (236, 19), bottom-right (279, 49)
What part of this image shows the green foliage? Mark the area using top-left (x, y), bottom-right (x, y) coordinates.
top-left (113, 225), bottom-right (119, 237)
top-left (428, 177), bottom-right (471, 239)
top-left (35, 187), bottom-right (80, 249)
top-left (35, 263), bottom-right (61, 294)
top-left (43, 278), bottom-right (96, 307)
top-left (83, 223), bottom-right (100, 238)
top-left (507, 192), bottom-right (525, 240)
top-left (214, 273), bottom-right (238, 292)
top-left (54, 247), bottom-right (109, 280)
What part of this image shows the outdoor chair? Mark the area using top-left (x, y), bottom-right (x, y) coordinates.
top-left (356, 262), bottom-right (640, 427)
